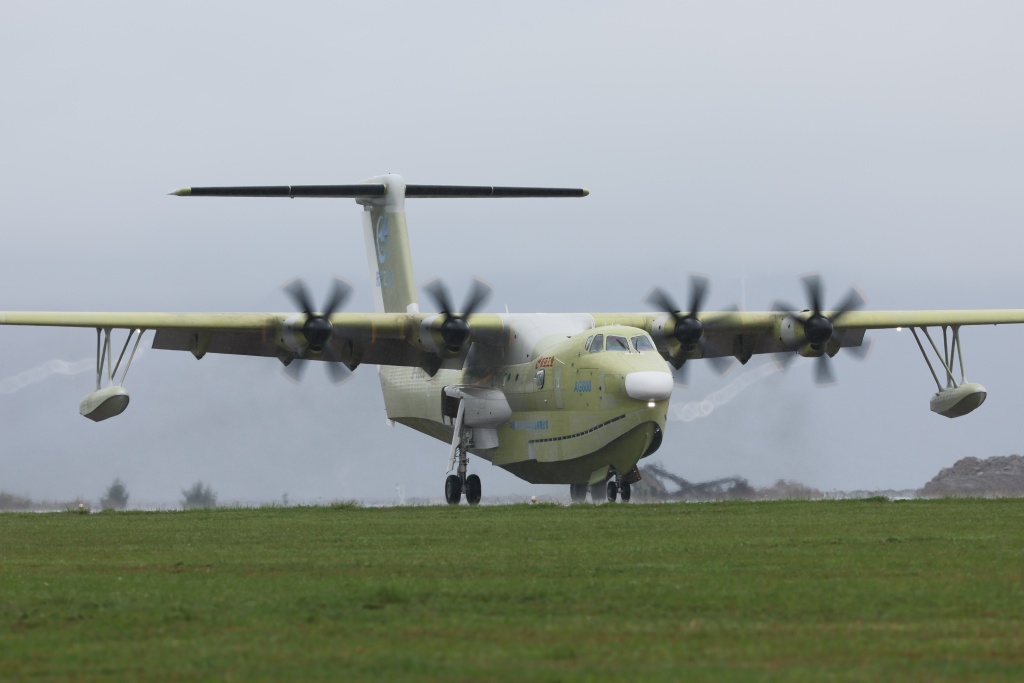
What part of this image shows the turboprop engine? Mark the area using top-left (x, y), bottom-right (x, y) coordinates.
top-left (421, 278), bottom-right (492, 359)
top-left (773, 275), bottom-right (867, 384)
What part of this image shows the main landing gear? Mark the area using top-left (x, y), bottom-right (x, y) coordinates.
top-left (445, 446), bottom-right (481, 506)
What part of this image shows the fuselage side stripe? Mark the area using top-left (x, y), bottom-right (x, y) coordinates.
top-left (527, 414), bottom-right (627, 445)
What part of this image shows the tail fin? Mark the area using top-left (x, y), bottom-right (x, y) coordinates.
top-left (358, 174), bottom-right (419, 314)
top-left (356, 175), bottom-right (589, 313)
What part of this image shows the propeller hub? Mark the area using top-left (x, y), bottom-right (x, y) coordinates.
top-left (441, 317), bottom-right (470, 350)
top-left (674, 316), bottom-right (704, 346)
top-left (303, 316), bottom-right (333, 352)
top-left (804, 315), bottom-right (833, 346)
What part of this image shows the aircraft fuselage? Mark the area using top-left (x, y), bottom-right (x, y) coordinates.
top-left (379, 319), bottom-right (671, 486)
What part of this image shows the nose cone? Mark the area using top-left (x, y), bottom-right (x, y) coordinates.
top-left (625, 371), bottom-right (673, 402)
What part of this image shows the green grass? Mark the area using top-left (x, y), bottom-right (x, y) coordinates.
top-left (3, 499), bottom-right (1024, 681)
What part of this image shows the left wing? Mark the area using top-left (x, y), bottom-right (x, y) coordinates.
top-left (595, 306), bottom-right (1024, 415)
top-left (596, 309), bottom-right (1024, 364)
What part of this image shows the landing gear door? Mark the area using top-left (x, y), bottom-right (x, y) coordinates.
top-left (441, 385), bottom-right (513, 450)
top-left (441, 389), bottom-right (460, 427)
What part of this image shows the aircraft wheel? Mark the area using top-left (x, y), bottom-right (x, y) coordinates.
top-left (620, 480), bottom-right (632, 503)
top-left (445, 474), bottom-right (462, 505)
top-left (606, 479), bottom-right (619, 503)
top-left (569, 483), bottom-right (588, 503)
top-left (465, 474), bottom-right (482, 506)
top-left (589, 483), bottom-right (605, 504)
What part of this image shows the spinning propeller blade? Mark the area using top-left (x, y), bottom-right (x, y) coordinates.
top-left (423, 278), bottom-right (492, 353)
top-left (773, 274), bottom-right (867, 385)
top-left (646, 275), bottom-right (735, 384)
top-left (282, 277), bottom-right (353, 384)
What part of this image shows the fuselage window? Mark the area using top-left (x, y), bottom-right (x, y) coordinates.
top-left (632, 335), bottom-right (655, 353)
top-left (606, 335), bottom-right (629, 352)
top-left (535, 369), bottom-right (545, 389)
top-left (589, 334), bottom-right (604, 353)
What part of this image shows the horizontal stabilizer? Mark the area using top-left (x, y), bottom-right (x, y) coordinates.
top-left (170, 184), bottom-right (588, 199)
top-left (170, 185), bottom-right (387, 198)
top-left (405, 185), bottom-right (588, 198)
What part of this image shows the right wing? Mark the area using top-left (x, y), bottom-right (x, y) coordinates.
top-left (0, 310), bottom-right (507, 373)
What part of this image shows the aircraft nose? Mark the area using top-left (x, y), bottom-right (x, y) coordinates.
top-left (624, 371), bottom-right (673, 402)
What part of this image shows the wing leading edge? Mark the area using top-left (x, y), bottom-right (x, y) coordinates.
top-left (4, 308), bottom-right (1024, 367)
top-left (0, 310), bottom-right (509, 372)
top-left (592, 309), bottom-right (1024, 362)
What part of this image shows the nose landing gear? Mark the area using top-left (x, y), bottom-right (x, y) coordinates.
top-left (606, 478), bottom-right (619, 502)
top-left (570, 483), bottom-right (588, 503)
top-left (575, 469), bottom-right (635, 503)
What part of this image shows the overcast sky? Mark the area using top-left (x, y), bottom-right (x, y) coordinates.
top-left (2, 1), bottom-right (1023, 506)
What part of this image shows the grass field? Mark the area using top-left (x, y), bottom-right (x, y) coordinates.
top-left (2, 499), bottom-right (1024, 682)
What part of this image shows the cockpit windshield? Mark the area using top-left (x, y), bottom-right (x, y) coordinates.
top-left (632, 335), bottom-right (655, 353)
top-left (606, 335), bottom-right (630, 352)
top-left (586, 332), bottom-right (657, 354)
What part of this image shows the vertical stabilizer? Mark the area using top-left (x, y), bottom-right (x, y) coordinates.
top-left (358, 174), bottom-right (419, 314)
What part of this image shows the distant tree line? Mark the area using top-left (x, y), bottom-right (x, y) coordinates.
top-left (0, 478), bottom-right (219, 511)
top-left (181, 481), bottom-right (217, 509)
top-left (101, 478), bottom-right (129, 510)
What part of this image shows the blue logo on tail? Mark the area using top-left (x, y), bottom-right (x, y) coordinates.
top-left (375, 215), bottom-right (389, 264)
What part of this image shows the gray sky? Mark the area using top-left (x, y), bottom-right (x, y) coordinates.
top-left (2, 1), bottom-right (1023, 505)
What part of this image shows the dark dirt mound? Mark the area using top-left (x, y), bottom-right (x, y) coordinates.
top-left (635, 463), bottom-right (822, 501)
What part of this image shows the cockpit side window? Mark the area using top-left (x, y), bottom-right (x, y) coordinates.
top-left (606, 335), bottom-right (629, 352)
top-left (584, 335), bottom-right (595, 352)
top-left (588, 334), bottom-right (604, 353)
top-left (632, 335), bottom-right (655, 353)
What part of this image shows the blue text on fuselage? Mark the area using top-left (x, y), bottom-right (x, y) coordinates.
top-left (510, 419), bottom-right (549, 431)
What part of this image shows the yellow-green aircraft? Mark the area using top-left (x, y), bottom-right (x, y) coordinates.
top-left (3, 173), bottom-right (1023, 504)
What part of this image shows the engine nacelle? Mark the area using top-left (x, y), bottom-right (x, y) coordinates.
top-left (80, 386), bottom-right (129, 422)
top-left (418, 316), bottom-right (465, 359)
top-left (930, 382), bottom-right (986, 418)
top-left (778, 315), bottom-right (805, 348)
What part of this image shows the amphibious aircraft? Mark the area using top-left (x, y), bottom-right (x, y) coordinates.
top-left (3, 173), bottom-right (1024, 504)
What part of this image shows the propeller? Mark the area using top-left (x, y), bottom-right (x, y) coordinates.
top-left (282, 277), bottom-right (353, 383)
top-left (422, 278), bottom-right (492, 353)
top-left (772, 274), bottom-right (866, 385)
top-left (645, 275), bottom-right (734, 384)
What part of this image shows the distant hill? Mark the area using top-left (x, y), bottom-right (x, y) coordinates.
top-left (919, 455), bottom-right (1024, 497)
top-left (639, 454), bottom-right (1024, 502)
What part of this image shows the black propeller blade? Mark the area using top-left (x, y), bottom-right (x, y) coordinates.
top-left (773, 274), bottom-right (866, 385)
top-left (282, 277), bottom-right (353, 384)
top-left (423, 278), bottom-right (492, 353)
top-left (645, 275), bottom-right (734, 384)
